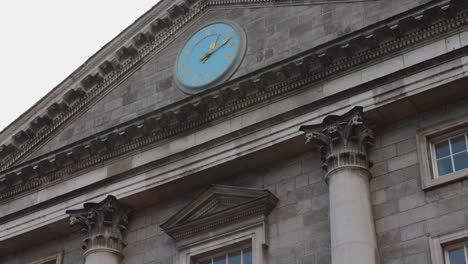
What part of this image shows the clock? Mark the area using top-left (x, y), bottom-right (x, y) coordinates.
top-left (174, 21), bottom-right (247, 94)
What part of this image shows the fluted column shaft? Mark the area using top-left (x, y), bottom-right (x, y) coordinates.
top-left (300, 107), bottom-right (378, 264)
top-left (66, 195), bottom-right (130, 264)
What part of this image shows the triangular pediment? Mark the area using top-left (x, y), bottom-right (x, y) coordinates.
top-left (161, 185), bottom-right (278, 240)
top-left (0, 0), bottom-right (380, 170)
top-left (0, 0), bottom-right (462, 204)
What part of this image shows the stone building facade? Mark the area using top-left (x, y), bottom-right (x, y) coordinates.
top-left (1, 0), bottom-right (468, 263)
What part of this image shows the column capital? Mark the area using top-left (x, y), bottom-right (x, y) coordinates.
top-left (66, 195), bottom-right (130, 257)
top-left (299, 107), bottom-right (374, 179)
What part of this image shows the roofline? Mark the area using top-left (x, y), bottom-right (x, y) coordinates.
top-left (0, 0), bottom-right (171, 140)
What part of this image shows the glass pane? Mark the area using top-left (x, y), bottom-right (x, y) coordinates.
top-left (436, 141), bottom-right (451, 158)
top-left (243, 248), bottom-right (252, 264)
top-left (453, 152), bottom-right (468, 171)
top-left (448, 247), bottom-right (466, 264)
top-left (451, 136), bottom-right (467, 153)
top-left (228, 251), bottom-right (242, 264)
top-left (199, 260), bottom-right (212, 264)
top-left (438, 157), bottom-right (454, 176)
top-left (213, 256), bottom-right (226, 264)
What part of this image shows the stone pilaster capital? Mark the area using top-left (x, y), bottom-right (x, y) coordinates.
top-left (66, 195), bottom-right (130, 256)
top-left (299, 107), bottom-right (374, 178)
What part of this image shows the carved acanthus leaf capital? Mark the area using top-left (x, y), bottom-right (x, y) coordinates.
top-left (66, 195), bottom-right (130, 254)
top-left (299, 107), bottom-right (374, 174)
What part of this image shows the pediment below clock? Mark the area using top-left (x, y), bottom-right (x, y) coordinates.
top-left (160, 185), bottom-right (278, 241)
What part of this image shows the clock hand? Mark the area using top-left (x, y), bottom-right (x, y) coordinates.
top-left (199, 34), bottom-right (219, 63)
top-left (201, 36), bottom-right (232, 63)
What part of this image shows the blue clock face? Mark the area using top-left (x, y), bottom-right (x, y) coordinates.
top-left (175, 22), bottom-right (246, 94)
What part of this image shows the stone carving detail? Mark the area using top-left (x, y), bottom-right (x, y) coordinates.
top-left (0, 0), bottom-right (468, 202)
top-left (66, 195), bottom-right (130, 255)
top-left (161, 185), bottom-right (278, 241)
top-left (300, 107), bottom-right (374, 176)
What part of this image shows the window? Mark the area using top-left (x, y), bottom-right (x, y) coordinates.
top-left (416, 118), bottom-right (468, 189)
top-left (195, 244), bottom-right (252, 264)
top-left (160, 185), bottom-right (277, 264)
top-left (446, 243), bottom-right (468, 264)
top-left (26, 253), bottom-right (63, 264)
top-left (433, 132), bottom-right (468, 177)
top-left (429, 227), bottom-right (468, 264)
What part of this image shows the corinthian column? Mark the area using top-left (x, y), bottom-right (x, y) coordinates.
top-left (66, 195), bottom-right (130, 264)
top-left (300, 107), bottom-right (378, 264)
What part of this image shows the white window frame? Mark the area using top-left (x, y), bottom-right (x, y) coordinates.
top-left (430, 227), bottom-right (468, 264)
top-left (443, 241), bottom-right (468, 264)
top-left (177, 223), bottom-right (266, 264)
top-left (430, 131), bottom-right (468, 179)
top-left (26, 252), bottom-right (63, 264)
top-left (195, 243), bottom-right (252, 264)
top-left (416, 117), bottom-right (468, 189)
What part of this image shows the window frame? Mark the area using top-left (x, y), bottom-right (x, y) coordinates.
top-left (430, 131), bottom-right (468, 178)
top-left (26, 252), bottom-right (63, 264)
top-left (429, 227), bottom-right (468, 264)
top-left (444, 241), bottom-right (468, 264)
top-left (416, 117), bottom-right (468, 190)
top-left (177, 223), bottom-right (267, 264)
top-left (194, 242), bottom-right (252, 264)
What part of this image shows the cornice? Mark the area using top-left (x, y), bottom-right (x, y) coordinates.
top-left (0, 0), bottom-right (466, 202)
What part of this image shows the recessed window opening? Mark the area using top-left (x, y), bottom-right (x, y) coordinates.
top-left (432, 132), bottom-right (468, 177)
top-left (445, 241), bottom-right (468, 264)
top-left (193, 240), bottom-right (252, 264)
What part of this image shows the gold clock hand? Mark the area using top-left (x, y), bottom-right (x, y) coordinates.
top-left (210, 33), bottom-right (219, 50)
top-left (200, 34), bottom-right (219, 63)
top-left (201, 36), bottom-right (232, 63)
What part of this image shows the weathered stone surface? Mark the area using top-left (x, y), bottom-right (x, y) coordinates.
top-left (27, 0), bottom-right (433, 160)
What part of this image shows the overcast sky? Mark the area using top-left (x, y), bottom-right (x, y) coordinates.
top-left (0, 0), bottom-right (161, 131)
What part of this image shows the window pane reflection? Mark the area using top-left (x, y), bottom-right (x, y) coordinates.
top-left (451, 136), bottom-right (467, 153)
top-left (196, 247), bottom-right (252, 264)
top-left (448, 247), bottom-right (466, 264)
top-left (436, 141), bottom-right (450, 158)
top-left (438, 157), bottom-right (453, 176)
top-left (243, 248), bottom-right (252, 264)
top-left (228, 251), bottom-right (241, 264)
top-left (213, 256), bottom-right (226, 264)
top-left (454, 152), bottom-right (468, 171)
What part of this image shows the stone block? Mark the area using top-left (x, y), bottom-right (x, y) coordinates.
top-left (369, 144), bottom-right (397, 163)
top-left (398, 192), bottom-right (426, 212)
top-left (377, 228), bottom-right (401, 248)
top-left (401, 236), bottom-right (427, 256)
top-left (426, 211), bottom-right (466, 236)
top-left (387, 152), bottom-right (418, 172)
top-left (437, 196), bottom-right (463, 216)
top-left (398, 203), bottom-right (438, 228)
top-left (374, 201), bottom-right (399, 220)
top-left (400, 222), bottom-right (426, 242)
top-left (396, 138), bottom-right (417, 155)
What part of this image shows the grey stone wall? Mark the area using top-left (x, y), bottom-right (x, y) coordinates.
top-left (370, 98), bottom-right (468, 264)
top-left (29, 0), bottom-right (431, 159)
top-left (0, 150), bottom-right (326, 264)
top-left (3, 97), bottom-right (468, 264)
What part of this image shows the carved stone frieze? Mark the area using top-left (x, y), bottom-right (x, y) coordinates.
top-left (0, 0), bottom-right (467, 202)
top-left (66, 195), bottom-right (130, 256)
top-left (0, 0), bottom-right (464, 171)
top-left (299, 107), bottom-right (374, 178)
